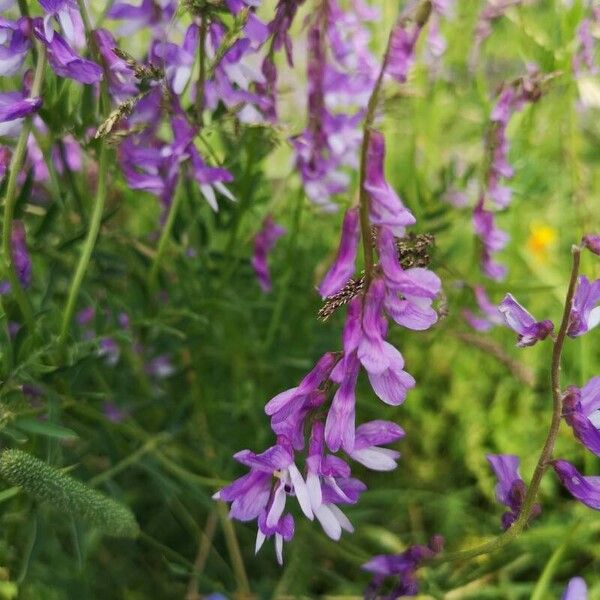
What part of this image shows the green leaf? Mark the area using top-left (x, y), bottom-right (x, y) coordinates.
top-left (13, 418), bottom-right (79, 440)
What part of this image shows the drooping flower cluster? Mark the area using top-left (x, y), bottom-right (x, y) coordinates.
top-left (474, 73), bottom-right (546, 279)
top-left (215, 7), bottom-right (440, 564)
top-left (488, 241), bottom-right (600, 529)
top-left (291, 0), bottom-right (378, 211)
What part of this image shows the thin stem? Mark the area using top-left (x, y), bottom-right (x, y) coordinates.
top-left (58, 144), bottom-right (108, 347)
top-left (59, 0), bottom-right (110, 349)
top-left (195, 17), bottom-right (207, 124)
top-left (434, 245), bottom-right (582, 565)
top-left (148, 174), bottom-right (185, 291)
top-left (1, 43), bottom-right (47, 332)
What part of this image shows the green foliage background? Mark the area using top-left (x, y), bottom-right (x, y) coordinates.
top-left (0, 0), bottom-right (599, 598)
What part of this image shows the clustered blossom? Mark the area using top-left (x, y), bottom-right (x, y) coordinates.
top-left (251, 215), bottom-right (285, 292)
top-left (215, 10), bottom-right (441, 565)
top-left (474, 75), bottom-right (544, 279)
top-left (291, 0), bottom-right (378, 211)
top-left (490, 240), bottom-right (600, 537)
top-left (487, 454), bottom-right (540, 529)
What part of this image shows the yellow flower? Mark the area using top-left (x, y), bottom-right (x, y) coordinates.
top-left (527, 223), bottom-right (557, 262)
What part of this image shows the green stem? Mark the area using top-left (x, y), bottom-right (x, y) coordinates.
top-left (195, 16), bottom-right (207, 124)
top-left (58, 143), bottom-right (109, 347)
top-left (434, 245), bottom-right (582, 565)
top-left (149, 174), bottom-right (185, 291)
top-left (264, 188), bottom-right (304, 348)
top-left (1, 44), bottom-right (46, 332)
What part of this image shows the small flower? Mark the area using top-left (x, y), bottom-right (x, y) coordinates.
top-left (251, 215), bottom-right (285, 293)
top-left (562, 576), bottom-right (588, 600)
top-left (0, 94), bottom-right (42, 124)
top-left (76, 305), bottom-right (95, 327)
top-left (33, 21), bottom-right (103, 84)
top-left (318, 207), bottom-right (360, 298)
top-left (567, 275), bottom-right (600, 338)
top-left (365, 132), bottom-right (416, 236)
top-left (583, 234), bottom-right (600, 256)
top-left (487, 454), bottom-right (540, 530)
top-left (0, 18), bottom-right (31, 76)
top-left (498, 293), bottom-right (554, 347)
top-left (10, 220), bottom-right (31, 288)
top-left (349, 420), bottom-right (404, 471)
top-left (145, 354), bottom-right (174, 379)
top-left (462, 285), bottom-right (503, 332)
top-left (103, 401), bottom-right (127, 423)
top-left (552, 460), bottom-right (600, 511)
top-left (563, 378), bottom-right (600, 456)
top-left (473, 198), bottom-right (508, 281)
top-left (362, 535), bottom-right (443, 598)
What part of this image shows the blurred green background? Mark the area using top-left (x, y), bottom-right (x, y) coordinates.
top-left (0, 0), bottom-right (600, 598)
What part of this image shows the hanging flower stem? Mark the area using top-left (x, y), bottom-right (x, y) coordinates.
top-left (1, 43), bottom-right (47, 333)
top-left (434, 244), bottom-right (582, 565)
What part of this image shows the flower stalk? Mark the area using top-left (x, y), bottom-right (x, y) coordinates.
top-left (434, 244), bottom-right (582, 565)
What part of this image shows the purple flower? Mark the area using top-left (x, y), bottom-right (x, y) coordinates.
top-left (94, 28), bottom-right (137, 101)
top-left (462, 285), bottom-right (503, 332)
top-left (362, 535), bottom-right (443, 598)
top-left (103, 401), bottom-right (127, 423)
top-left (378, 227), bottom-right (441, 331)
top-left (473, 198), bottom-right (508, 280)
top-left (487, 454), bottom-right (540, 530)
top-left (349, 420), bottom-right (404, 471)
top-left (251, 215), bottom-right (285, 293)
top-left (305, 422), bottom-right (363, 540)
top-left (583, 234), bottom-right (600, 256)
top-left (563, 378), bottom-right (600, 456)
top-left (318, 207), bottom-right (360, 298)
top-left (145, 354), bottom-right (174, 379)
top-left (562, 577), bottom-right (588, 600)
top-left (498, 293), bottom-right (554, 347)
top-left (0, 94), bottom-right (42, 124)
top-left (0, 146), bottom-right (10, 178)
top-left (150, 24), bottom-right (198, 95)
top-left (38, 0), bottom-right (85, 49)
top-left (0, 18), bottom-right (31, 76)
top-left (266, 352), bottom-right (338, 448)
top-left (386, 18), bottom-right (421, 83)
top-left (76, 305), bottom-right (95, 326)
top-left (365, 132), bottom-right (416, 236)
top-left (552, 460), bottom-right (600, 511)
top-left (214, 438), bottom-right (314, 563)
top-left (107, 0), bottom-right (176, 36)
top-left (324, 352), bottom-right (360, 453)
top-left (11, 221), bottom-right (31, 289)
top-left (573, 16), bottom-right (597, 76)
top-left (33, 22), bottom-right (103, 84)
top-left (256, 511), bottom-right (294, 565)
top-left (567, 275), bottom-right (600, 338)
top-left (99, 337), bottom-right (120, 366)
